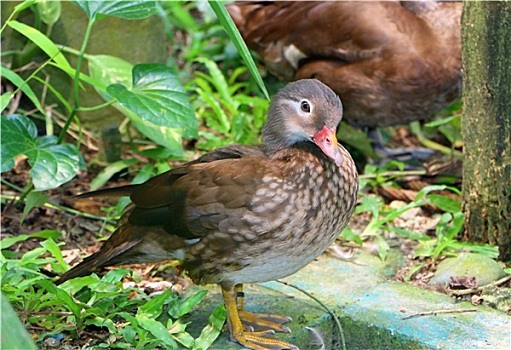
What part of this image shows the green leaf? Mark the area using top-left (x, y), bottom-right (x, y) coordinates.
top-left (1, 114), bottom-right (35, 172)
top-left (1, 115), bottom-right (82, 190)
top-left (122, 325), bottom-right (137, 344)
top-left (451, 242), bottom-right (499, 259)
top-left (0, 67), bottom-right (46, 116)
top-left (72, 0), bottom-right (157, 20)
top-left (108, 63), bottom-right (198, 138)
top-left (356, 196), bottom-right (381, 218)
top-left (87, 54), bottom-right (133, 93)
top-left (194, 86), bottom-right (230, 135)
top-left (427, 194), bottom-right (461, 213)
top-left (36, 0), bottom-right (61, 26)
top-left (0, 0), bottom-right (36, 34)
top-left (385, 226), bottom-right (430, 241)
top-left (338, 122), bottom-right (377, 159)
top-left (165, 2), bottom-right (197, 31)
top-left (90, 158), bottom-right (139, 191)
top-left (40, 238), bottom-right (69, 273)
top-left (193, 305), bottom-right (226, 350)
top-left (20, 191), bottom-right (48, 224)
top-left (425, 115), bottom-right (459, 128)
top-left (7, 21), bottom-right (72, 71)
top-left (27, 140), bottom-right (82, 190)
top-left (138, 289), bottom-right (172, 319)
top-left (37, 280), bottom-right (84, 325)
top-left (339, 227), bottom-right (363, 246)
top-left (445, 212), bottom-right (465, 240)
top-left (13, 0), bottom-right (38, 15)
top-left (129, 111), bottom-right (185, 157)
top-left (1, 293), bottom-right (37, 350)
top-left (169, 290), bottom-right (207, 319)
top-left (136, 315), bottom-right (179, 349)
top-left (0, 230), bottom-right (61, 250)
top-left (58, 275), bottom-right (101, 294)
top-left (1, 92), bottom-right (14, 113)
top-left (378, 200), bottom-right (427, 226)
top-left (209, 1), bottom-right (269, 100)
top-left (405, 263), bottom-right (424, 281)
top-left (172, 328), bottom-right (195, 348)
top-left (85, 316), bottom-right (117, 333)
top-left (373, 234), bottom-right (389, 261)
top-left (195, 58), bottom-right (235, 108)
top-left (415, 185), bottom-right (449, 200)
top-left (99, 268), bottom-right (132, 285)
top-left (87, 56), bottom-right (187, 155)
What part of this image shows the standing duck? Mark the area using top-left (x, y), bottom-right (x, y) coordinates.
top-left (58, 79), bottom-right (359, 350)
top-left (227, 1), bottom-right (462, 146)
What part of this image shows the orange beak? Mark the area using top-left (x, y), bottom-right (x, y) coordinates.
top-left (312, 126), bottom-right (344, 166)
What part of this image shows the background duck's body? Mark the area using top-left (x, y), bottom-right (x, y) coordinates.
top-left (228, 1), bottom-right (462, 128)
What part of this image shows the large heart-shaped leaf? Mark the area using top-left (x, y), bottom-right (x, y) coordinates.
top-left (87, 54), bottom-right (133, 93)
top-left (107, 64), bottom-right (198, 151)
top-left (72, 0), bottom-right (157, 20)
top-left (87, 58), bottom-right (188, 155)
top-left (128, 111), bottom-right (185, 157)
top-left (1, 115), bottom-right (82, 190)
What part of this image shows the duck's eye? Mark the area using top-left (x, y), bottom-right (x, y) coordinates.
top-left (300, 100), bottom-right (311, 113)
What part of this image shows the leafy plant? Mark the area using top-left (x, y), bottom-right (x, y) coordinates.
top-left (350, 176), bottom-right (498, 262)
top-left (1, 232), bottom-right (225, 349)
top-left (1, 114), bottom-right (83, 191)
top-left (191, 57), bottom-right (269, 150)
top-left (1, 1), bottom-right (196, 200)
top-left (2, 2), bottom-right (271, 349)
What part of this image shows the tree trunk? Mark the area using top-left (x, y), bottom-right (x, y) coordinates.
top-left (461, 1), bottom-right (511, 261)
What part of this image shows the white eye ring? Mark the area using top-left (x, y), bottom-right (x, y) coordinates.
top-left (300, 99), bottom-right (311, 113)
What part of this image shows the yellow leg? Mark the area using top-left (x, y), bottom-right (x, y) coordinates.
top-left (222, 283), bottom-right (298, 350)
top-left (235, 284), bottom-right (292, 333)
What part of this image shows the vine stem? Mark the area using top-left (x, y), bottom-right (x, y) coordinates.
top-left (57, 16), bottom-right (96, 144)
top-left (277, 280), bottom-right (346, 350)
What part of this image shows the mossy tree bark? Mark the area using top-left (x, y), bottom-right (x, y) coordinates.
top-left (461, 2), bottom-right (511, 261)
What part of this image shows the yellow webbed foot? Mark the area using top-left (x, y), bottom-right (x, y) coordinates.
top-left (236, 284), bottom-right (292, 333)
top-left (222, 283), bottom-right (298, 350)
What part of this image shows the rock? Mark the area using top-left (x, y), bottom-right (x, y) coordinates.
top-left (482, 286), bottom-right (511, 314)
top-left (429, 253), bottom-right (506, 286)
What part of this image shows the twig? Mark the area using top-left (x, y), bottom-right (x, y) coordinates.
top-left (402, 308), bottom-right (477, 320)
top-left (52, 110), bottom-right (100, 151)
top-left (359, 170), bottom-right (426, 179)
top-left (450, 274), bottom-right (511, 296)
top-left (277, 280), bottom-right (346, 350)
top-left (0, 193), bottom-right (116, 224)
top-left (20, 310), bottom-right (73, 316)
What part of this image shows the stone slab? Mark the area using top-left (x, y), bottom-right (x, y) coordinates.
top-left (185, 251), bottom-right (511, 349)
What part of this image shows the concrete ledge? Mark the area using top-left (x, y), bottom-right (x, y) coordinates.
top-left (185, 251), bottom-right (511, 349)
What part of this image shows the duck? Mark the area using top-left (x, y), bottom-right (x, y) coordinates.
top-left (57, 79), bottom-right (359, 350)
top-left (227, 1), bottom-right (462, 158)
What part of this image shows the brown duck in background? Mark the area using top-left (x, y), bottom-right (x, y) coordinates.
top-left (227, 1), bottom-right (462, 157)
top-left (58, 79), bottom-right (359, 350)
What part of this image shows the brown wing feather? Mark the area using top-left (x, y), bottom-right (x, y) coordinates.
top-left (59, 145), bottom-right (267, 283)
